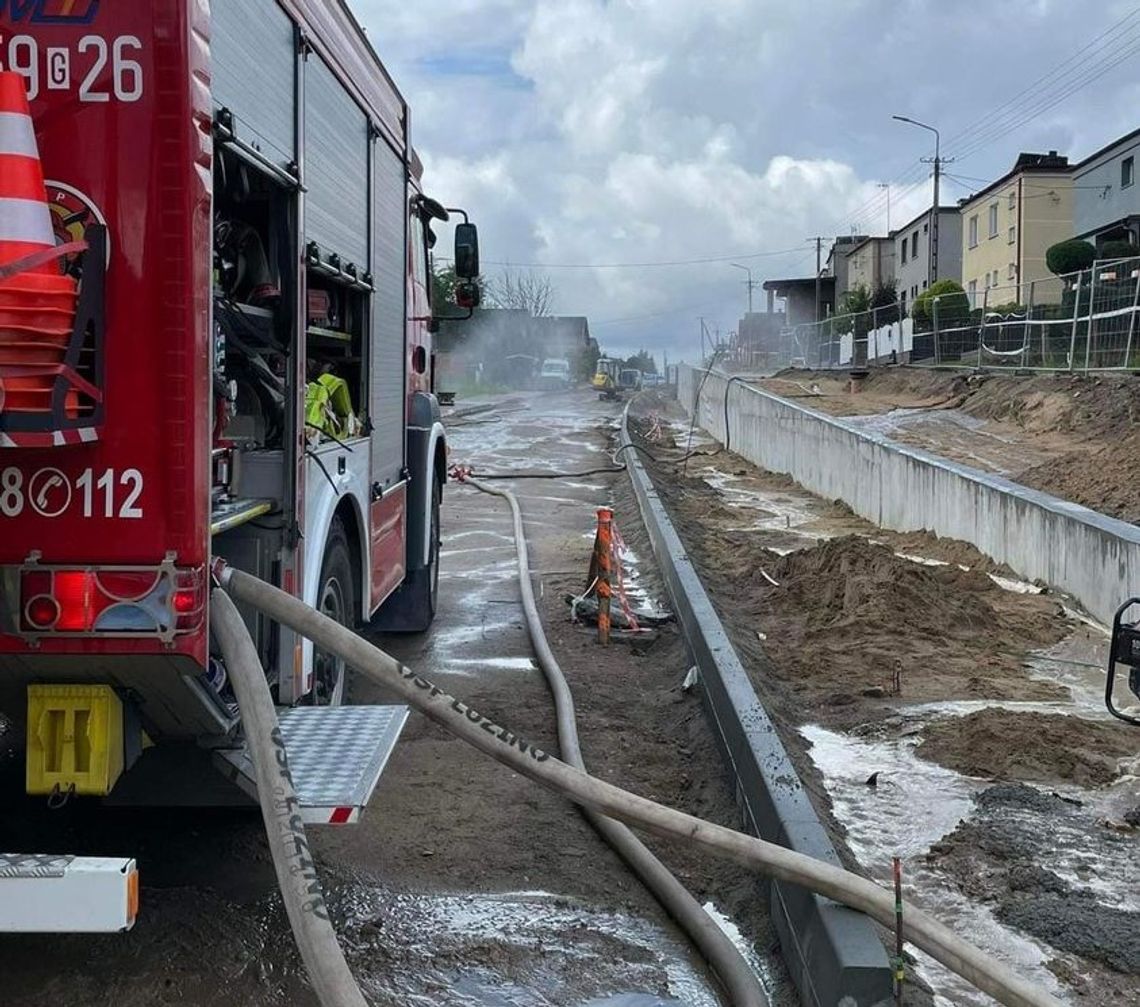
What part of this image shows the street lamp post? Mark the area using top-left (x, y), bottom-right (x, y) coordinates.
top-left (892, 114), bottom-right (942, 286)
top-left (730, 262), bottom-right (755, 314)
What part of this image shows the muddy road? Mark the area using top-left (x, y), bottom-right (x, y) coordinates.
top-left (632, 392), bottom-right (1140, 1006)
top-left (1, 389), bottom-right (791, 1007)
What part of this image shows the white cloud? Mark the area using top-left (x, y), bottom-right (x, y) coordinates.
top-left (352, 0), bottom-right (1140, 361)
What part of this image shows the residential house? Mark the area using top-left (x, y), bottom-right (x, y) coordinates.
top-left (825, 234), bottom-right (869, 300)
top-left (1072, 127), bottom-right (1140, 249)
top-left (762, 276), bottom-right (836, 327)
top-left (843, 236), bottom-right (895, 301)
top-left (894, 207), bottom-right (963, 315)
top-left (734, 310), bottom-right (786, 368)
top-left (959, 151), bottom-right (1072, 307)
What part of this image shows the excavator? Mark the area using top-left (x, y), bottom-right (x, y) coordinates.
top-left (592, 357), bottom-right (623, 400)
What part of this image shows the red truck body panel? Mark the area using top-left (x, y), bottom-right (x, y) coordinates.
top-left (0, 0), bottom-right (212, 663)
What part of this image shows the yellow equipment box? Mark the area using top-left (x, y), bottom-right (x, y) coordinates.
top-left (26, 685), bottom-right (125, 797)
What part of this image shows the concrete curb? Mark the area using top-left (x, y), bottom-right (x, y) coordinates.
top-left (620, 411), bottom-right (893, 1007)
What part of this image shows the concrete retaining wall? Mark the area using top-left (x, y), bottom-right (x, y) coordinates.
top-left (621, 412), bottom-right (893, 1007)
top-left (678, 364), bottom-right (1140, 625)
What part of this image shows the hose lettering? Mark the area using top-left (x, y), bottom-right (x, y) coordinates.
top-left (267, 726), bottom-right (331, 920)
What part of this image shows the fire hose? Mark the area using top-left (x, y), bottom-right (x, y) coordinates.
top-left (456, 474), bottom-right (769, 1007)
top-left (212, 565), bottom-right (1063, 1007)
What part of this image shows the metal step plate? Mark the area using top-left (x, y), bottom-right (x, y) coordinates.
top-left (0, 854), bottom-right (138, 933)
top-left (217, 704), bottom-right (408, 824)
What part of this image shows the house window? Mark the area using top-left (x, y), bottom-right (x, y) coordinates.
top-left (923, 222), bottom-right (928, 233)
top-left (1008, 262), bottom-right (1016, 280)
top-left (911, 231), bottom-right (919, 258)
top-left (968, 279), bottom-right (977, 306)
top-left (1008, 225), bottom-right (1016, 245)
top-left (900, 240), bottom-right (907, 265)
top-left (900, 290), bottom-right (907, 313)
top-left (969, 215), bottom-right (979, 248)
top-left (1008, 191), bottom-right (1016, 210)
top-left (922, 279), bottom-right (928, 289)
top-left (989, 203), bottom-right (999, 238)
top-left (1123, 156), bottom-right (1135, 189)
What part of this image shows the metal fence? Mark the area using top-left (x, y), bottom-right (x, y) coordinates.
top-left (769, 257), bottom-right (1140, 372)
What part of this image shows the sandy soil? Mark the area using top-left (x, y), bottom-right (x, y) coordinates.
top-left (917, 709), bottom-right (1138, 788)
top-left (757, 367), bottom-right (1140, 521)
top-left (629, 391), bottom-right (1140, 1004)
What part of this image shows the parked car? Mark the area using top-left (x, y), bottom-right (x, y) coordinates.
top-left (540, 357), bottom-right (572, 389)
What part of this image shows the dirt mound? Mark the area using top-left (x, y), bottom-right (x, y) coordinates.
top-left (770, 536), bottom-right (1000, 641)
top-left (1018, 434), bottom-right (1140, 523)
top-left (917, 709), bottom-right (1137, 786)
top-left (959, 372), bottom-right (1140, 440)
top-left (765, 368), bottom-right (1140, 441)
top-left (731, 536), bottom-right (1069, 720)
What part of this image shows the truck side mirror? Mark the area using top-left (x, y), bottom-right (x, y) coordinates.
top-left (454, 223), bottom-right (480, 280)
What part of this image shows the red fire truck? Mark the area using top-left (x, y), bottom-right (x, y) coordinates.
top-left (0, 0), bottom-right (479, 930)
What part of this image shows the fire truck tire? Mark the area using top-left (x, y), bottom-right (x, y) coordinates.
top-left (309, 518), bottom-right (355, 706)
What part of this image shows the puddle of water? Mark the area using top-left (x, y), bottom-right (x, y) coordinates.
top-left (430, 620), bottom-right (520, 651)
top-left (893, 551), bottom-right (949, 567)
top-left (988, 573), bottom-right (1043, 595)
top-left (442, 657), bottom-right (537, 676)
top-left (700, 902), bottom-right (787, 1001)
top-left (798, 724), bottom-right (1065, 1005)
top-left (334, 885), bottom-right (724, 1007)
top-left (699, 468), bottom-right (826, 540)
top-left (1025, 629), bottom-right (1111, 718)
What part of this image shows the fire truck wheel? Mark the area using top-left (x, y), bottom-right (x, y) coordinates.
top-left (309, 518), bottom-right (355, 706)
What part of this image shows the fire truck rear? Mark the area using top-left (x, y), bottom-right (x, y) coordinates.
top-left (0, 0), bottom-right (479, 932)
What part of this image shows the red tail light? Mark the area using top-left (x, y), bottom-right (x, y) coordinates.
top-left (17, 563), bottom-right (205, 640)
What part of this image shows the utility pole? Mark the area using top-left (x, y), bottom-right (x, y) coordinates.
top-left (878, 182), bottom-right (891, 232)
top-left (892, 115), bottom-right (953, 287)
top-left (730, 262), bottom-right (756, 314)
top-left (805, 236), bottom-right (826, 323)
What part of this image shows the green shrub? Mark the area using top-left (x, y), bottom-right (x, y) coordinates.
top-left (912, 279), bottom-right (970, 324)
top-left (1046, 239), bottom-right (1095, 276)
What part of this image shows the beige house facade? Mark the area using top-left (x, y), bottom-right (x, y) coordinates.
top-left (959, 151), bottom-right (1073, 307)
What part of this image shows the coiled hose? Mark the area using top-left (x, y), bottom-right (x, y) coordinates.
top-left (216, 566), bottom-right (1063, 1007)
top-left (459, 475), bottom-right (769, 1007)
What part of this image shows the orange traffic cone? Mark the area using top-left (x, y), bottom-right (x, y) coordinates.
top-left (0, 71), bottom-right (79, 417)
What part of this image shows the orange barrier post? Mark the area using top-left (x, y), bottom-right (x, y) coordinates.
top-left (595, 507), bottom-right (613, 644)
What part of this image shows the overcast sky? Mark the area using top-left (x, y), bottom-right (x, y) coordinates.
top-left (354, 0), bottom-right (1140, 364)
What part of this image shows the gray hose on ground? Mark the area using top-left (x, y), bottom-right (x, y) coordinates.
top-left (210, 590), bottom-right (368, 1007)
top-left (217, 566), bottom-right (1063, 1007)
top-left (462, 476), bottom-right (769, 1007)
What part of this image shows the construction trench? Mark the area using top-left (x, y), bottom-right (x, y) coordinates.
top-left (3, 385), bottom-right (1137, 1005)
